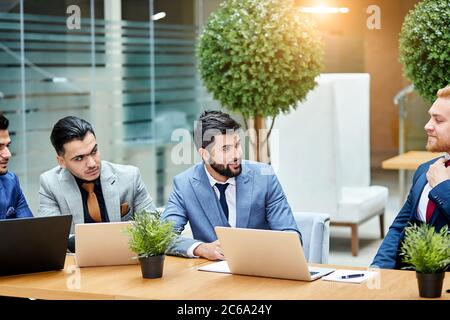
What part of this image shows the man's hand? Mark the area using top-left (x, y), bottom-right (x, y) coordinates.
top-left (426, 158), bottom-right (450, 187)
top-left (193, 240), bottom-right (224, 261)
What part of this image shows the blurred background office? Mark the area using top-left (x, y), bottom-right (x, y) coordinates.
top-left (0, 0), bottom-right (435, 266)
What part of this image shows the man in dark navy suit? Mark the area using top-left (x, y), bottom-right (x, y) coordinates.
top-left (0, 113), bottom-right (33, 219)
top-left (372, 86), bottom-right (450, 269)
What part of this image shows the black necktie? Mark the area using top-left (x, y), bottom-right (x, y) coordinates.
top-left (215, 183), bottom-right (229, 220)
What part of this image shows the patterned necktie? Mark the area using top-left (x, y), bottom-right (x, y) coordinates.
top-left (425, 159), bottom-right (450, 223)
top-left (81, 182), bottom-right (102, 222)
top-left (215, 183), bottom-right (229, 221)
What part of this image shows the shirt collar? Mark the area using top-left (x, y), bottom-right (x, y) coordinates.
top-left (203, 164), bottom-right (236, 187)
top-left (445, 153), bottom-right (450, 161)
top-left (74, 176), bottom-right (101, 188)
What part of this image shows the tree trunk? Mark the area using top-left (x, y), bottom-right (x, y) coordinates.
top-left (247, 115), bottom-right (270, 163)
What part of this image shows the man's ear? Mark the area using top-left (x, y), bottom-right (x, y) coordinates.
top-left (199, 148), bottom-right (210, 162)
top-left (57, 155), bottom-right (66, 168)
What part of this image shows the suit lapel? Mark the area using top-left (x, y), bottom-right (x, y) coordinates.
top-left (59, 169), bottom-right (84, 225)
top-left (190, 163), bottom-right (227, 227)
top-left (236, 165), bottom-right (253, 228)
top-left (100, 162), bottom-right (121, 222)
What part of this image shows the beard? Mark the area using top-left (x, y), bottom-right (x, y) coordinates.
top-left (0, 162), bottom-right (8, 175)
top-left (209, 160), bottom-right (242, 178)
top-left (426, 136), bottom-right (450, 152)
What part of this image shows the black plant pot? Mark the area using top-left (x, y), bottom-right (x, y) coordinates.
top-left (139, 255), bottom-right (165, 279)
top-left (416, 272), bottom-right (445, 298)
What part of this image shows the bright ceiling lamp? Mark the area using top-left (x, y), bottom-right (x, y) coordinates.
top-left (299, 6), bottom-right (349, 14)
top-left (152, 12), bottom-right (166, 21)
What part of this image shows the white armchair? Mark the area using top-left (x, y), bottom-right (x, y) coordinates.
top-left (271, 73), bottom-right (388, 256)
top-left (293, 212), bottom-right (330, 264)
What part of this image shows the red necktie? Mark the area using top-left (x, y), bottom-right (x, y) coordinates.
top-left (425, 159), bottom-right (450, 223)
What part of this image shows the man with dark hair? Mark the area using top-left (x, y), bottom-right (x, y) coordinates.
top-left (0, 114), bottom-right (33, 219)
top-left (372, 86), bottom-right (450, 269)
top-left (38, 116), bottom-right (155, 251)
top-left (162, 110), bottom-right (301, 260)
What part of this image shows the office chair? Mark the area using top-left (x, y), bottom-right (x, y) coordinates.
top-left (293, 212), bottom-right (330, 264)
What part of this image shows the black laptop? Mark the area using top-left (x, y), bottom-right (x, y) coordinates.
top-left (0, 215), bottom-right (72, 276)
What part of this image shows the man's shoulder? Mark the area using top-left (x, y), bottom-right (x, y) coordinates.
top-left (173, 163), bottom-right (200, 182)
top-left (416, 156), bottom-right (444, 172)
top-left (0, 171), bottom-right (18, 185)
top-left (102, 161), bottom-right (139, 177)
top-left (40, 165), bottom-right (63, 180)
top-left (242, 160), bottom-right (275, 176)
top-left (242, 160), bottom-right (271, 169)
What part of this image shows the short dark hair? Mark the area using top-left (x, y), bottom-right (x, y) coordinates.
top-left (0, 113), bottom-right (9, 131)
top-left (50, 116), bottom-right (95, 155)
top-left (193, 110), bottom-right (241, 149)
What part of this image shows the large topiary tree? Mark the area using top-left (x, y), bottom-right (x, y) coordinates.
top-left (197, 0), bottom-right (323, 161)
top-left (399, 0), bottom-right (450, 102)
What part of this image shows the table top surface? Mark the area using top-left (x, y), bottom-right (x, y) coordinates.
top-left (381, 151), bottom-right (444, 170)
top-left (0, 255), bottom-right (449, 300)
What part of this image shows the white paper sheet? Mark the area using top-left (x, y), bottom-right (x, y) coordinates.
top-left (321, 269), bottom-right (378, 284)
top-left (197, 261), bottom-right (231, 274)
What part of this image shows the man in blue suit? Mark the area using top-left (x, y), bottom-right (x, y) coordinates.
top-left (372, 86), bottom-right (450, 269)
top-left (162, 111), bottom-right (301, 260)
top-left (0, 114), bottom-right (33, 219)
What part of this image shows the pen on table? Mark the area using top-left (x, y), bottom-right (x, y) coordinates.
top-left (340, 273), bottom-right (365, 279)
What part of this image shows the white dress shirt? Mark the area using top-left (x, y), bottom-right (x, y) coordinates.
top-left (416, 153), bottom-right (450, 222)
top-left (186, 165), bottom-right (237, 257)
top-left (203, 165), bottom-right (237, 227)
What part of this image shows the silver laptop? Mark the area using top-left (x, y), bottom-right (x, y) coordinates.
top-left (75, 222), bottom-right (138, 267)
top-left (212, 227), bottom-right (335, 281)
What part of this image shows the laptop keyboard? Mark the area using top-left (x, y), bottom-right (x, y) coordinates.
top-left (309, 271), bottom-right (319, 276)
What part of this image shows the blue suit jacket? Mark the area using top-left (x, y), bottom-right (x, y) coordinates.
top-left (162, 161), bottom-right (302, 257)
top-left (0, 172), bottom-right (33, 219)
top-left (372, 157), bottom-right (450, 269)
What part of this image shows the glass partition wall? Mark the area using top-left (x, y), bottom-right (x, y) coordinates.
top-left (0, 0), bottom-right (215, 211)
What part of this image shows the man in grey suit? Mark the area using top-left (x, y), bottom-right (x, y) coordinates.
top-left (38, 116), bottom-right (155, 251)
top-left (162, 111), bottom-right (301, 260)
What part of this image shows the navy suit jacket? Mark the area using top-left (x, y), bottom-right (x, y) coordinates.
top-left (372, 157), bottom-right (450, 269)
top-left (162, 161), bottom-right (302, 257)
top-left (0, 172), bottom-right (33, 219)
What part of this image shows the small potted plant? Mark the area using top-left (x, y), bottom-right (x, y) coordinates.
top-left (125, 209), bottom-right (176, 279)
top-left (400, 223), bottom-right (450, 298)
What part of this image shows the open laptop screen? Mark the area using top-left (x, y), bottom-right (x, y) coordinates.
top-left (0, 215), bottom-right (72, 276)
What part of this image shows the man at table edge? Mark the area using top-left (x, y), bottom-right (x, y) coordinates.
top-left (372, 85), bottom-right (450, 269)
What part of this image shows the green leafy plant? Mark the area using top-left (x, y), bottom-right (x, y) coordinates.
top-left (125, 210), bottom-right (176, 258)
top-left (399, 0), bottom-right (450, 102)
top-left (197, 0), bottom-right (323, 131)
top-left (400, 223), bottom-right (450, 273)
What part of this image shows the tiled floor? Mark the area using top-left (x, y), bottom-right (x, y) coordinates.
top-left (328, 169), bottom-right (405, 267)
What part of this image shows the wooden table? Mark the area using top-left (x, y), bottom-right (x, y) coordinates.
top-left (382, 151), bottom-right (443, 202)
top-left (0, 255), bottom-right (449, 300)
top-left (381, 151), bottom-right (443, 170)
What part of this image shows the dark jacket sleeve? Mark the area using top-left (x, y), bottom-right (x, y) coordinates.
top-left (371, 165), bottom-right (424, 269)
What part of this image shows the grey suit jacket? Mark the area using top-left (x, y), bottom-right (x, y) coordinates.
top-left (38, 160), bottom-right (156, 233)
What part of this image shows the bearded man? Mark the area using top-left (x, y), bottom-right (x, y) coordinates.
top-left (162, 110), bottom-right (301, 260)
top-left (372, 86), bottom-right (450, 269)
